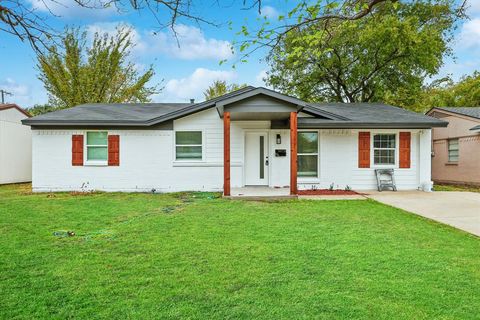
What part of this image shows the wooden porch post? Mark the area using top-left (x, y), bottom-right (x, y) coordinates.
top-left (290, 112), bottom-right (298, 195)
top-left (223, 112), bottom-right (231, 196)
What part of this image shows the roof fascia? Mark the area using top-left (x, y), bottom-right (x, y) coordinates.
top-left (22, 119), bottom-right (151, 126)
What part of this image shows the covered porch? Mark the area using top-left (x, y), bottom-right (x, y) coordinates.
top-left (218, 91), bottom-right (301, 197)
top-left (215, 88), bottom-right (354, 197)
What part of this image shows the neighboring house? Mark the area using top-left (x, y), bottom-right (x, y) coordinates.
top-left (22, 87), bottom-right (446, 194)
top-left (0, 104), bottom-right (32, 184)
top-left (426, 107), bottom-right (480, 186)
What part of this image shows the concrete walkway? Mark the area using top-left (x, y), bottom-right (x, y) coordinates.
top-left (366, 191), bottom-right (480, 236)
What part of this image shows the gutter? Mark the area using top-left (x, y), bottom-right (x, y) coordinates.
top-left (22, 119), bottom-right (151, 126)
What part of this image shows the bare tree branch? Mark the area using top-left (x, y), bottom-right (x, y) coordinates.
top-left (2, 0), bottom-right (390, 57)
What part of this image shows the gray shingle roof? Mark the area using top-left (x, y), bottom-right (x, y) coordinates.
top-left (23, 103), bottom-right (191, 124)
top-left (23, 86), bottom-right (256, 126)
top-left (299, 103), bottom-right (446, 128)
top-left (22, 87), bottom-right (446, 128)
top-left (436, 107), bottom-right (480, 119)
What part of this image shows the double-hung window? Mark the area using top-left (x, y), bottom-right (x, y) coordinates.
top-left (175, 131), bottom-right (202, 160)
top-left (373, 134), bottom-right (396, 165)
top-left (448, 139), bottom-right (459, 162)
top-left (297, 131), bottom-right (318, 177)
top-left (86, 131), bottom-right (108, 163)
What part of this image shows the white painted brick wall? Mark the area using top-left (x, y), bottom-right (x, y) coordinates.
top-left (31, 107), bottom-right (431, 192)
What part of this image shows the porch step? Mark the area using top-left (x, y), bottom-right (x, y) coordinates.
top-left (224, 194), bottom-right (298, 201)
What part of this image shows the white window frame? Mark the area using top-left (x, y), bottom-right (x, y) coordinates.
top-left (372, 133), bottom-right (397, 167)
top-left (174, 130), bottom-right (204, 162)
top-left (447, 138), bottom-right (459, 163)
top-left (297, 130), bottom-right (320, 179)
top-left (84, 130), bottom-right (109, 166)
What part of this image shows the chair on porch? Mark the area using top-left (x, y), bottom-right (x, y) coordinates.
top-left (375, 169), bottom-right (397, 192)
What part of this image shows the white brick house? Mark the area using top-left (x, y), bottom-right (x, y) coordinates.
top-left (23, 87), bottom-right (446, 194)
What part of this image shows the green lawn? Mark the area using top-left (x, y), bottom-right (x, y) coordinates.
top-left (434, 183), bottom-right (480, 193)
top-left (1, 184), bottom-right (479, 319)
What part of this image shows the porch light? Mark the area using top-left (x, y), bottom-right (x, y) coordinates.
top-left (276, 134), bottom-right (281, 144)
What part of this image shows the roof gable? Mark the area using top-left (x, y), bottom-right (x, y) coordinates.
top-left (0, 104), bottom-right (31, 117)
top-left (427, 107), bottom-right (480, 120)
top-left (215, 88), bottom-right (345, 121)
top-left (216, 87), bottom-right (307, 109)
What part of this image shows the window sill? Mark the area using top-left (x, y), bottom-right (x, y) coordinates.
top-left (173, 160), bottom-right (204, 166)
top-left (445, 162), bottom-right (458, 166)
top-left (298, 177), bottom-right (320, 184)
top-left (372, 164), bottom-right (396, 168)
top-left (84, 161), bottom-right (108, 166)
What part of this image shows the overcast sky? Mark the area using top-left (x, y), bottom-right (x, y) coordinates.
top-left (1, 0), bottom-right (479, 108)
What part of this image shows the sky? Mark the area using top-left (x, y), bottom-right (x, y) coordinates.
top-left (0, 0), bottom-right (480, 108)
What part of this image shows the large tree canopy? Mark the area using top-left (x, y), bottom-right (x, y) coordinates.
top-left (266, 0), bottom-right (463, 106)
top-left (37, 27), bottom-right (158, 108)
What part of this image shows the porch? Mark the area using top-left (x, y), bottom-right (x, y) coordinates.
top-left (223, 111), bottom-right (298, 196)
top-left (215, 88), bottom-right (317, 197)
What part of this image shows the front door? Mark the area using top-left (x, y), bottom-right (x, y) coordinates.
top-left (245, 132), bottom-right (269, 185)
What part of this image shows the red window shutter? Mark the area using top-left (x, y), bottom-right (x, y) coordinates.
top-left (108, 135), bottom-right (120, 166)
top-left (399, 132), bottom-right (411, 168)
top-left (358, 132), bottom-right (370, 168)
top-left (72, 135), bottom-right (84, 166)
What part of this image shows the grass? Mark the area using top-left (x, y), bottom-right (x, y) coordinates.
top-left (1, 184), bottom-right (479, 319)
top-left (434, 183), bottom-right (480, 193)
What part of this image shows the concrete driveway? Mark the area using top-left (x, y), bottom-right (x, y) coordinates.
top-left (366, 191), bottom-right (480, 237)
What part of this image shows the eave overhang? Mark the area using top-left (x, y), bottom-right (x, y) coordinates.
top-left (470, 125), bottom-right (480, 131)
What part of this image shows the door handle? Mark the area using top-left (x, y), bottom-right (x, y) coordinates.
top-left (265, 156), bottom-right (269, 166)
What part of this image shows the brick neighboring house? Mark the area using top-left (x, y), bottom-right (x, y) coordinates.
top-left (426, 107), bottom-right (480, 186)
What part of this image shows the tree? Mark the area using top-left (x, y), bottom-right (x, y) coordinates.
top-left (37, 27), bottom-right (158, 108)
top-left (443, 72), bottom-right (480, 107)
top-left (407, 72), bottom-right (480, 112)
top-left (1, 0), bottom-right (413, 57)
top-left (27, 104), bottom-right (58, 116)
top-left (266, 0), bottom-right (463, 106)
top-left (203, 80), bottom-right (247, 100)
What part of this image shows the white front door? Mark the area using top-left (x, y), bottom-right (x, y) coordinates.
top-left (245, 132), bottom-right (269, 185)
